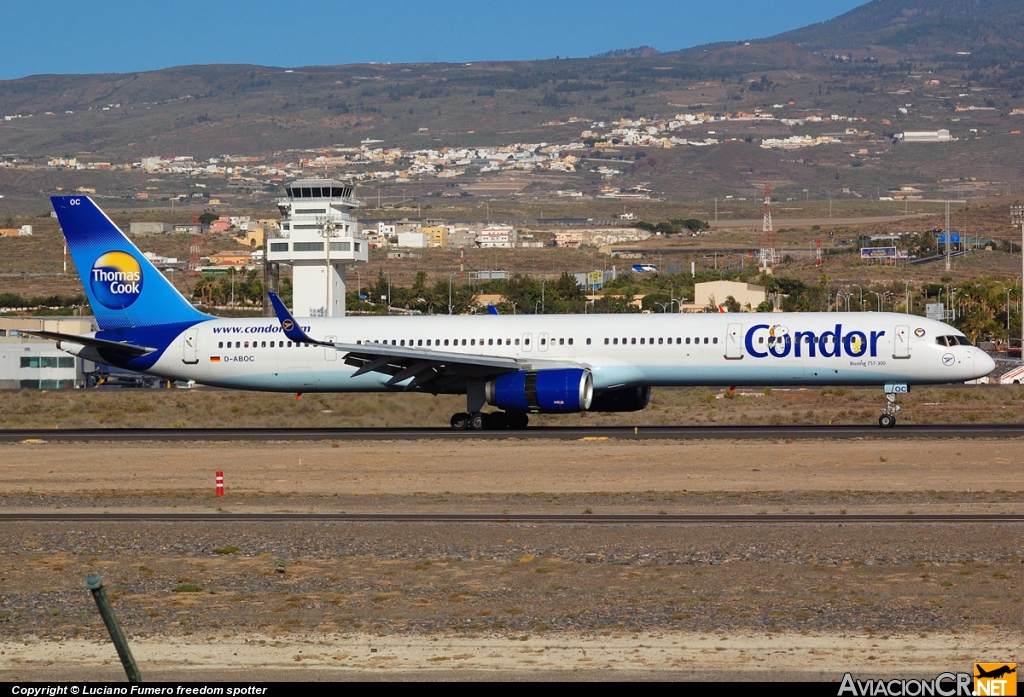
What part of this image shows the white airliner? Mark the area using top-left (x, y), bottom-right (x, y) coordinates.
top-left (32, 196), bottom-right (995, 430)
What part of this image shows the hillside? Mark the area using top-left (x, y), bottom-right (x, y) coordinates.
top-left (1, 0), bottom-right (1023, 213)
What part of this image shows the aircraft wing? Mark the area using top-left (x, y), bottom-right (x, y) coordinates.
top-left (266, 292), bottom-right (530, 391)
top-left (23, 330), bottom-right (156, 357)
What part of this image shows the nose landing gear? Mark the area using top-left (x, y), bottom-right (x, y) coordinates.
top-left (878, 384), bottom-right (908, 428)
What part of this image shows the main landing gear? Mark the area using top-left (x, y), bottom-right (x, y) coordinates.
top-left (450, 411), bottom-right (529, 430)
top-left (878, 383), bottom-right (908, 428)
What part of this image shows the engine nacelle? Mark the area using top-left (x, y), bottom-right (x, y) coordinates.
top-left (588, 386), bottom-right (651, 412)
top-left (486, 368), bottom-right (593, 413)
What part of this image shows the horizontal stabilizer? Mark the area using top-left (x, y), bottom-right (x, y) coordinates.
top-left (25, 330), bottom-right (155, 357)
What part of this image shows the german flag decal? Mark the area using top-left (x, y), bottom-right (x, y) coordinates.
top-left (210, 356), bottom-right (221, 362)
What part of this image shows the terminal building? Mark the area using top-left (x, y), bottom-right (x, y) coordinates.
top-left (0, 317), bottom-right (95, 389)
top-left (265, 179), bottom-right (368, 317)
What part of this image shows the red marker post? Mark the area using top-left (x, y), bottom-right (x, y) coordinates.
top-left (215, 471), bottom-right (224, 497)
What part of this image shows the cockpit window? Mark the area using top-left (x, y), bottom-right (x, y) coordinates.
top-left (937, 335), bottom-right (973, 347)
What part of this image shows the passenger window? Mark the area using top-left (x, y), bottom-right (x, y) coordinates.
top-left (540, 338), bottom-right (546, 345)
top-left (462, 339), bottom-right (467, 346)
top-left (218, 342), bottom-right (223, 348)
top-left (270, 341), bottom-right (274, 348)
top-left (471, 339), bottom-right (476, 346)
top-left (559, 338), bottom-right (564, 345)
top-left (569, 338), bottom-right (574, 345)
top-left (649, 337), bottom-right (654, 344)
top-left (426, 340), bottom-right (431, 346)
top-left (658, 338), bottom-right (663, 345)
top-left (400, 340), bottom-right (405, 346)
top-left (631, 338), bottom-right (636, 345)
top-left (613, 338), bottom-right (618, 345)
top-left (703, 338), bottom-right (709, 344)
top-left (640, 338), bottom-right (645, 345)
top-left (686, 338), bottom-right (691, 345)
top-left (586, 338), bottom-right (591, 345)
top-left (713, 337), bottom-right (718, 345)
top-left (506, 339), bottom-right (511, 345)
top-left (524, 338), bottom-right (530, 345)
top-left (676, 338), bottom-right (681, 344)
top-left (418, 340), bottom-right (423, 346)
top-left (515, 338), bottom-right (520, 345)
top-left (287, 341), bottom-right (293, 347)
top-left (488, 339), bottom-right (493, 345)
top-left (236, 342), bottom-right (241, 348)
top-left (261, 341), bottom-right (266, 348)
top-left (444, 339), bottom-right (449, 346)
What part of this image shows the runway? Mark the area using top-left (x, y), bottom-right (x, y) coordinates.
top-left (1, 422), bottom-right (1023, 442)
top-left (3, 512), bottom-right (1023, 523)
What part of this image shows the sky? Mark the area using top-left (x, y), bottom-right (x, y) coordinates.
top-left (3, 0), bottom-right (868, 80)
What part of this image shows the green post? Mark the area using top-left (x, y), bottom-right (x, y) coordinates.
top-left (86, 573), bottom-right (142, 683)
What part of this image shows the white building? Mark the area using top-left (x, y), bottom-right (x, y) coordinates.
top-left (901, 129), bottom-right (953, 143)
top-left (0, 317), bottom-right (95, 389)
top-left (265, 179), bottom-right (368, 318)
top-left (396, 232), bottom-right (428, 248)
top-left (476, 224), bottom-right (517, 248)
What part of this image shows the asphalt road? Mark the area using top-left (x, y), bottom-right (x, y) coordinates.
top-left (1, 423), bottom-right (1022, 442)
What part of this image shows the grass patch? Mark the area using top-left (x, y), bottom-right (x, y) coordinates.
top-left (172, 583), bottom-right (204, 593)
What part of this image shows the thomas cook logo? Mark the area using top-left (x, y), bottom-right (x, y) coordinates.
top-left (975, 664), bottom-right (1016, 696)
top-left (90, 251), bottom-right (143, 310)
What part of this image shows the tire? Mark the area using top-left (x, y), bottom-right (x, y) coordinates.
top-left (487, 412), bottom-right (509, 430)
top-left (470, 413), bottom-right (486, 430)
top-left (450, 413), bottom-right (470, 430)
top-left (507, 412), bottom-right (530, 430)
top-left (878, 414), bottom-right (896, 428)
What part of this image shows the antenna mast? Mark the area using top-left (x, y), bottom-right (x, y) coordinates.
top-left (758, 184), bottom-right (776, 273)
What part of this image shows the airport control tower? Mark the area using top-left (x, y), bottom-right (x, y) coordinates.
top-left (265, 179), bottom-right (368, 317)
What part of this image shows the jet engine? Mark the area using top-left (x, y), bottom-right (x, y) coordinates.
top-left (486, 368), bottom-right (593, 413)
top-left (588, 386), bottom-right (651, 412)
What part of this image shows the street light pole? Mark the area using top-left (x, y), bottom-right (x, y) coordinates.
top-left (1011, 206), bottom-right (1024, 355)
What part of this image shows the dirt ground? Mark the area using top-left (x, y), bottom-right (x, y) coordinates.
top-left (1, 438), bottom-right (1022, 681)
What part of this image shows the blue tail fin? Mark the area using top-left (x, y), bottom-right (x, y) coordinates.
top-left (52, 196), bottom-right (210, 331)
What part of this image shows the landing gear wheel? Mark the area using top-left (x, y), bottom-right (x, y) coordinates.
top-left (450, 412), bottom-right (470, 430)
top-left (507, 412), bottom-right (530, 430)
top-left (487, 412), bottom-right (509, 430)
top-left (470, 413), bottom-right (486, 430)
top-left (878, 413), bottom-right (896, 428)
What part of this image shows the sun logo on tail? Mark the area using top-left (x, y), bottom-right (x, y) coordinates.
top-left (90, 251), bottom-right (143, 310)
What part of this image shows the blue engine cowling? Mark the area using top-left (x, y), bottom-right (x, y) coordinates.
top-left (486, 368), bottom-right (593, 413)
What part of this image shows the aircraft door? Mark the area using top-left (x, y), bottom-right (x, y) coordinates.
top-left (522, 333), bottom-right (533, 352)
top-left (538, 332), bottom-right (549, 352)
top-left (893, 324), bottom-right (910, 359)
top-left (183, 326), bottom-right (199, 364)
top-left (725, 323), bottom-right (744, 360)
top-left (324, 335), bottom-right (337, 361)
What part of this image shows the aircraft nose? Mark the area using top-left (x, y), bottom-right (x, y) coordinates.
top-left (975, 349), bottom-right (996, 379)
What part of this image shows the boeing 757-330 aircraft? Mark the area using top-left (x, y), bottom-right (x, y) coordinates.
top-left (31, 196), bottom-right (995, 429)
